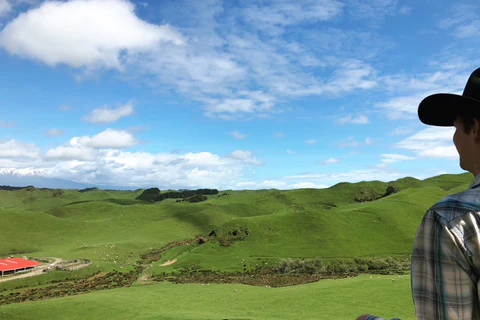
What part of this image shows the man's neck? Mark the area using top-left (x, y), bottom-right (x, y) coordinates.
top-left (472, 160), bottom-right (480, 177)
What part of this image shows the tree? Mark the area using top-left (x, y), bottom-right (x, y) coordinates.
top-left (383, 185), bottom-right (399, 197)
top-left (136, 188), bottom-right (161, 201)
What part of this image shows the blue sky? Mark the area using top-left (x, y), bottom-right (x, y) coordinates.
top-left (0, 0), bottom-right (478, 190)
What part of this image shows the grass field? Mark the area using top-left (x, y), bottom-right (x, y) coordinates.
top-left (0, 172), bottom-right (474, 318)
top-left (0, 274), bottom-right (414, 320)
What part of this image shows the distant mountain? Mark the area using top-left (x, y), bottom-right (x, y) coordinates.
top-left (0, 169), bottom-right (137, 190)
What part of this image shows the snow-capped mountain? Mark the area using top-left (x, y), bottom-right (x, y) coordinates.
top-left (0, 168), bottom-right (91, 189)
top-left (0, 168), bottom-right (45, 177)
top-left (0, 168), bottom-right (138, 190)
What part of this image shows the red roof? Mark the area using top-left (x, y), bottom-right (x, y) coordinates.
top-left (0, 258), bottom-right (41, 272)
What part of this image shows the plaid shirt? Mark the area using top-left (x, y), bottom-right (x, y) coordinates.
top-left (368, 174), bottom-right (480, 320)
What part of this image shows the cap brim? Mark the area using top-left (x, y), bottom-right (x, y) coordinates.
top-left (418, 93), bottom-right (480, 126)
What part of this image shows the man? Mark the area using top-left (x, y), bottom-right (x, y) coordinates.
top-left (358, 68), bottom-right (480, 320)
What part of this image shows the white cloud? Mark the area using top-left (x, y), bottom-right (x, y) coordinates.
top-left (45, 145), bottom-right (98, 161)
top-left (45, 129), bottom-right (140, 160)
top-left (305, 139), bottom-right (316, 145)
top-left (0, 1), bottom-right (12, 17)
top-left (318, 158), bottom-right (340, 165)
top-left (233, 180), bottom-right (287, 190)
top-left (42, 148), bottom-right (262, 189)
top-left (398, 127), bottom-right (454, 144)
top-left (76, 129), bottom-right (139, 149)
top-left (391, 127), bottom-right (412, 135)
top-left (127, 7), bottom-right (380, 119)
top-left (399, 6), bottom-right (411, 15)
top-left (134, 41), bottom-right (247, 110)
top-left (418, 146), bottom-right (458, 158)
top-left (382, 69), bottom-right (467, 94)
top-left (454, 21), bottom-right (480, 39)
top-left (0, 133), bottom-right (450, 190)
top-left (347, 0), bottom-right (399, 20)
top-left (0, 139), bottom-right (38, 158)
top-left (380, 154), bottom-right (416, 164)
top-left (0, 0), bottom-right (387, 120)
top-left (257, 180), bottom-right (288, 189)
top-left (275, 132), bottom-right (284, 138)
top-left (227, 150), bottom-right (262, 165)
top-left (58, 105), bottom-right (70, 111)
top-left (234, 180), bottom-right (328, 190)
top-left (244, 0), bottom-right (344, 30)
top-left (375, 94), bottom-right (423, 120)
top-left (291, 182), bottom-right (328, 189)
top-left (229, 131), bottom-right (246, 139)
top-left (0, 0), bottom-right (184, 69)
top-left (84, 102), bottom-right (134, 123)
top-left (438, 4), bottom-right (480, 39)
top-left (339, 137), bottom-right (372, 148)
top-left (235, 181), bottom-right (256, 189)
top-left (336, 114), bottom-right (369, 124)
top-left (322, 60), bottom-right (377, 94)
top-left (2, 134), bottom-right (264, 188)
top-left (438, 8), bottom-right (473, 29)
top-left (44, 128), bottom-right (64, 137)
top-left (207, 95), bottom-right (274, 117)
top-left (286, 168), bottom-right (407, 185)
top-left (396, 127), bottom-right (458, 159)
top-left (377, 68), bottom-right (469, 120)
top-left (181, 152), bottom-right (227, 168)
top-left (287, 149), bottom-right (295, 154)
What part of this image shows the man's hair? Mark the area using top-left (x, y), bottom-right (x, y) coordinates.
top-left (459, 116), bottom-right (475, 133)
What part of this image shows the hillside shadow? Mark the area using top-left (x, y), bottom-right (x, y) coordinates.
top-left (167, 204), bottom-right (218, 232)
top-left (63, 198), bottom-right (145, 207)
top-left (103, 198), bottom-right (145, 205)
top-left (62, 200), bottom-right (97, 206)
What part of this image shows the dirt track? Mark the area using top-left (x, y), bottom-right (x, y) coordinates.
top-left (160, 259), bottom-right (177, 266)
top-left (64, 261), bottom-right (91, 271)
top-left (0, 257), bottom-right (62, 283)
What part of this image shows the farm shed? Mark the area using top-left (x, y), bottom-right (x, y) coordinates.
top-left (0, 258), bottom-right (41, 276)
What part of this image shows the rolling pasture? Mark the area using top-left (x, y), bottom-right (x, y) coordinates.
top-left (0, 173), bottom-right (473, 319)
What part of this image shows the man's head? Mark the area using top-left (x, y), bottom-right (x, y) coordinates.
top-left (418, 68), bottom-right (480, 127)
top-left (458, 116), bottom-right (475, 134)
top-left (453, 116), bottom-right (480, 173)
top-left (418, 68), bottom-right (480, 176)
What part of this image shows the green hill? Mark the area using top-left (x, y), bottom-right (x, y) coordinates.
top-left (0, 274), bottom-right (414, 320)
top-left (0, 172), bottom-right (474, 318)
top-left (0, 173), bottom-right (472, 268)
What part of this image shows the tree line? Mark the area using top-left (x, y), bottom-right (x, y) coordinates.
top-left (136, 188), bottom-right (219, 202)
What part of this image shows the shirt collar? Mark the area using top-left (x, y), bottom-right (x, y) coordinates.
top-left (469, 173), bottom-right (480, 189)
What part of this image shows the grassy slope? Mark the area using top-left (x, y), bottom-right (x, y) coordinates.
top-left (0, 172), bottom-right (474, 317)
top-left (157, 185), bottom-right (452, 271)
top-left (0, 173), bottom-right (473, 271)
top-left (0, 274), bottom-right (414, 320)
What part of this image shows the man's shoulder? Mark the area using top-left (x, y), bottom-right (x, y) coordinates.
top-left (429, 188), bottom-right (480, 221)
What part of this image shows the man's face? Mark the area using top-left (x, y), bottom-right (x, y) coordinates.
top-left (453, 117), bottom-right (474, 172)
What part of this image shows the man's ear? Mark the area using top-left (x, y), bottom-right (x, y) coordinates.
top-left (473, 118), bottom-right (480, 143)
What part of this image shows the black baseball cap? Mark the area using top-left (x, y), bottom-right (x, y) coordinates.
top-left (418, 68), bottom-right (480, 126)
